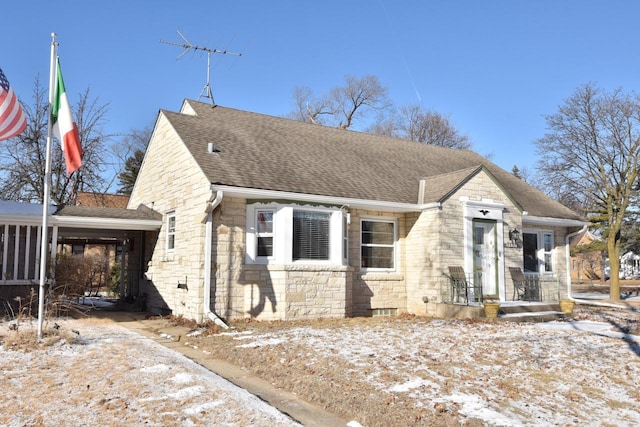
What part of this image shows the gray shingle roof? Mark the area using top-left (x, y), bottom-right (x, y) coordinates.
top-left (54, 204), bottom-right (161, 221)
top-left (163, 100), bottom-right (582, 221)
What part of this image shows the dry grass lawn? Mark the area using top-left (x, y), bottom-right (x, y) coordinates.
top-left (2, 303), bottom-right (640, 426)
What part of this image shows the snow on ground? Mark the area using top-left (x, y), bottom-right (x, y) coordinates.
top-left (0, 318), bottom-right (300, 427)
top-left (197, 314), bottom-right (640, 426)
top-left (2, 306), bottom-right (640, 426)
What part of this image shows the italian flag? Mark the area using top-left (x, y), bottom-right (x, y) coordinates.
top-left (52, 58), bottom-right (82, 174)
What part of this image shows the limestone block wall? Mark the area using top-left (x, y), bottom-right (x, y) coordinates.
top-left (128, 113), bottom-right (212, 320)
top-left (404, 209), bottom-right (440, 315)
top-left (236, 265), bottom-right (352, 321)
top-left (211, 197), bottom-right (247, 320)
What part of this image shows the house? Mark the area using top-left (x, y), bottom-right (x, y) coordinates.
top-left (75, 191), bottom-right (130, 209)
top-left (127, 99), bottom-right (587, 323)
top-left (568, 229), bottom-right (605, 282)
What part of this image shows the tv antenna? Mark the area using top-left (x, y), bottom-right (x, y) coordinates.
top-left (161, 30), bottom-right (242, 105)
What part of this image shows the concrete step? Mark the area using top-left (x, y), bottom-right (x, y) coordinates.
top-left (496, 303), bottom-right (569, 322)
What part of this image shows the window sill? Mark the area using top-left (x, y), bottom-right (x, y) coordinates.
top-left (360, 273), bottom-right (404, 281)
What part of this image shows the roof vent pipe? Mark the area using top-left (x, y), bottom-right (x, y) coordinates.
top-left (207, 143), bottom-right (220, 154)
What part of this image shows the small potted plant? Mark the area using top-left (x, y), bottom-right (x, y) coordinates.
top-left (483, 295), bottom-right (501, 318)
top-left (558, 299), bottom-right (575, 314)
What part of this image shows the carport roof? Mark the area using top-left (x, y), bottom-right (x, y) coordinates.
top-left (0, 201), bottom-right (162, 230)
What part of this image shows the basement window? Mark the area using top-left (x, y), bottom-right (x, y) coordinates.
top-left (371, 308), bottom-right (397, 317)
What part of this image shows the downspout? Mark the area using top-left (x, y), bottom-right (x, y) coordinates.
top-left (565, 224), bottom-right (627, 308)
top-left (204, 190), bottom-right (229, 329)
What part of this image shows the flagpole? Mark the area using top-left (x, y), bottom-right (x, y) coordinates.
top-left (37, 33), bottom-right (58, 340)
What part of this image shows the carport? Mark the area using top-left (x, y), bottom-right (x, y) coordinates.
top-left (0, 200), bottom-right (161, 304)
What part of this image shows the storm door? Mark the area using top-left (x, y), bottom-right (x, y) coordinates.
top-left (473, 220), bottom-right (499, 297)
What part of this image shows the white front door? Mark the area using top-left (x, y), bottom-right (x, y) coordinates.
top-left (473, 220), bottom-right (498, 297)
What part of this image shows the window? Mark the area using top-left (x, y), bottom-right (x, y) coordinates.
top-left (246, 204), bottom-right (345, 264)
top-left (361, 219), bottom-right (396, 270)
top-left (293, 211), bottom-right (330, 260)
top-left (343, 214), bottom-right (349, 263)
top-left (72, 244), bottom-right (85, 255)
top-left (166, 211), bottom-right (176, 251)
top-left (256, 210), bottom-right (274, 257)
top-left (523, 230), bottom-right (554, 273)
top-left (543, 232), bottom-right (553, 272)
top-left (115, 245), bottom-right (123, 261)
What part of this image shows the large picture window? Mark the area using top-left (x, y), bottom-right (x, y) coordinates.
top-left (293, 211), bottom-right (330, 260)
top-left (361, 219), bottom-right (396, 270)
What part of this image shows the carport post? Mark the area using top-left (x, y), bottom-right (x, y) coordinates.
top-left (119, 239), bottom-right (126, 298)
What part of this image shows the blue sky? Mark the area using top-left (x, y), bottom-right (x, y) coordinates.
top-left (3, 1), bottom-right (640, 180)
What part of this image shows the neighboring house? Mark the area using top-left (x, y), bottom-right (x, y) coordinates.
top-left (76, 191), bottom-right (130, 209)
top-left (568, 229), bottom-right (605, 282)
top-left (128, 99), bottom-right (588, 323)
top-left (620, 251), bottom-right (640, 280)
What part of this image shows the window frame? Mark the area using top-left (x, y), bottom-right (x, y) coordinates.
top-left (523, 229), bottom-right (554, 274)
top-left (166, 211), bottom-right (176, 252)
top-left (360, 217), bottom-right (397, 272)
top-left (255, 209), bottom-right (275, 260)
top-left (246, 203), bottom-right (345, 265)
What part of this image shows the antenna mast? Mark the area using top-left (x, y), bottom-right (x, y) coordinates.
top-left (161, 30), bottom-right (241, 105)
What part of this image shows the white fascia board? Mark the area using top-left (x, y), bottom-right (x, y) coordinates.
top-left (523, 215), bottom-right (589, 228)
top-left (0, 215), bottom-right (45, 226)
top-left (50, 216), bottom-right (162, 231)
top-left (211, 185), bottom-right (439, 213)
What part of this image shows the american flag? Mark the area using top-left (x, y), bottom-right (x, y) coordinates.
top-left (0, 68), bottom-right (27, 142)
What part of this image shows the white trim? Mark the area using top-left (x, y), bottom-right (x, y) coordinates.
top-left (523, 215), bottom-right (588, 227)
top-left (523, 228), bottom-right (556, 275)
top-left (212, 184), bottom-right (440, 213)
top-left (461, 199), bottom-right (506, 301)
top-left (245, 202), bottom-right (345, 265)
top-left (166, 211), bottom-right (176, 252)
top-left (49, 216), bottom-right (162, 230)
top-left (360, 216), bottom-right (398, 272)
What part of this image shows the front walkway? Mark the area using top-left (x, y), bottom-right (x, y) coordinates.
top-left (99, 311), bottom-right (351, 427)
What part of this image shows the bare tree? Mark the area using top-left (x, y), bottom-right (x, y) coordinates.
top-left (535, 83), bottom-right (640, 300)
top-left (368, 104), bottom-right (472, 149)
top-left (288, 86), bottom-right (336, 125)
top-left (288, 75), bottom-right (390, 130)
top-left (0, 77), bottom-right (112, 205)
top-left (399, 105), bottom-right (471, 149)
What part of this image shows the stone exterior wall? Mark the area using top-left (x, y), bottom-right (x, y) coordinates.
top-left (128, 113), bottom-right (212, 320)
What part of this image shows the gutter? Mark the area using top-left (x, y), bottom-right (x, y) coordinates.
top-left (564, 224), bottom-right (628, 309)
top-left (203, 190), bottom-right (229, 329)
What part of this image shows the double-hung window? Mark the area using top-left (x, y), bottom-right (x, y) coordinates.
top-left (361, 218), bottom-right (396, 270)
top-left (166, 211), bottom-right (176, 252)
top-left (256, 210), bottom-right (274, 258)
